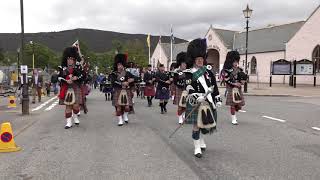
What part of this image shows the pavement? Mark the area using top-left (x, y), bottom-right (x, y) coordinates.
top-left (0, 90), bottom-right (319, 179)
top-left (219, 83), bottom-right (320, 97)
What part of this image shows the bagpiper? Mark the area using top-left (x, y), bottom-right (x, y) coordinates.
top-left (221, 51), bottom-right (247, 125)
top-left (184, 38), bottom-right (222, 158)
top-left (58, 47), bottom-right (84, 129)
top-left (155, 64), bottom-right (172, 114)
top-left (126, 62), bottom-right (139, 114)
top-left (143, 65), bottom-right (156, 107)
top-left (173, 52), bottom-right (188, 124)
top-left (109, 54), bottom-right (135, 126)
top-left (169, 63), bottom-right (176, 101)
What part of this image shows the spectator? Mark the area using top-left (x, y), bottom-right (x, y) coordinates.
top-left (31, 69), bottom-right (43, 103)
top-left (51, 70), bottom-right (59, 95)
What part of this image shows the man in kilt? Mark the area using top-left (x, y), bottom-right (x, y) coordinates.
top-left (173, 52), bottom-right (188, 124)
top-left (143, 65), bottom-right (156, 107)
top-left (169, 64), bottom-right (176, 101)
top-left (155, 64), bottom-right (172, 114)
top-left (109, 54), bottom-right (135, 126)
top-left (58, 47), bottom-right (84, 129)
top-left (78, 56), bottom-right (90, 116)
top-left (221, 51), bottom-right (247, 125)
top-left (127, 62), bottom-right (139, 114)
top-left (184, 39), bottom-right (222, 158)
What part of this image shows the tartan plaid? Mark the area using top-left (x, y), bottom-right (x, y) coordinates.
top-left (170, 84), bottom-right (176, 96)
top-left (144, 85), bottom-right (155, 97)
top-left (155, 88), bottom-right (170, 100)
top-left (173, 87), bottom-right (183, 105)
top-left (185, 101), bottom-right (199, 124)
top-left (192, 67), bottom-right (206, 81)
top-left (112, 88), bottom-right (133, 107)
top-left (225, 86), bottom-right (245, 106)
top-left (59, 84), bottom-right (83, 105)
top-left (185, 101), bottom-right (218, 125)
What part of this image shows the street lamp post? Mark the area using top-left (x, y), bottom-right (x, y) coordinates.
top-left (17, 48), bottom-right (20, 77)
top-left (243, 4), bottom-right (253, 93)
top-left (29, 41), bottom-right (35, 69)
top-left (20, 0), bottom-right (29, 115)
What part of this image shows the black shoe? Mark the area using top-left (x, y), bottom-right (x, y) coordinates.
top-left (125, 121), bottom-right (129, 124)
top-left (65, 126), bottom-right (72, 129)
top-left (164, 107), bottom-right (167, 113)
top-left (201, 148), bottom-right (206, 152)
top-left (75, 123), bottom-right (79, 125)
top-left (195, 153), bottom-right (202, 158)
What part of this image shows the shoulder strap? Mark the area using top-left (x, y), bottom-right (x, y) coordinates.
top-left (192, 67), bottom-right (206, 81)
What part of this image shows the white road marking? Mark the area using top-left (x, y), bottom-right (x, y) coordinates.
top-left (312, 127), bottom-right (320, 131)
top-left (262, 116), bottom-right (286, 123)
top-left (44, 99), bottom-right (59, 111)
top-left (31, 96), bottom-right (57, 112)
top-left (239, 110), bottom-right (246, 113)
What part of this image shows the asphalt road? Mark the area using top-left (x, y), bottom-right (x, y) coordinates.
top-left (0, 90), bottom-right (319, 180)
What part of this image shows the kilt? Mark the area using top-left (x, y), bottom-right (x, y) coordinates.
top-left (225, 86), bottom-right (245, 106)
top-left (103, 86), bottom-right (113, 93)
top-left (59, 84), bottom-right (83, 105)
top-left (155, 87), bottom-right (170, 100)
top-left (139, 85), bottom-right (145, 93)
top-left (112, 88), bottom-right (133, 107)
top-left (173, 87), bottom-right (183, 105)
top-left (185, 101), bottom-right (217, 125)
top-left (81, 84), bottom-right (89, 96)
top-left (170, 84), bottom-right (176, 96)
top-left (144, 85), bottom-right (155, 97)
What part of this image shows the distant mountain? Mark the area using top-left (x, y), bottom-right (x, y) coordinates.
top-left (0, 28), bottom-right (187, 54)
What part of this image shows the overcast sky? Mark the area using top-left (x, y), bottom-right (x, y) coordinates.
top-left (0, 0), bottom-right (319, 40)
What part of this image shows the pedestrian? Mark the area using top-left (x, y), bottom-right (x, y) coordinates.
top-left (143, 65), bottom-right (156, 107)
top-left (184, 38), bottom-right (222, 158)
top-left (58, 47), bottom-right (84, 129)
top-left (173, 52), bottom-right (188, 124)
top-left (51, 70), bottom-right (59, 95)
top-left (31, 69), bottom-right (43, 103)
top-left (109, 54), bottom-right (135, 126)
top-left (221, 51), bottom-right (247, 125)
top-left (45, 80), bottom-right (51, 97)
top-left (155, 64), bottom-right (172, 114)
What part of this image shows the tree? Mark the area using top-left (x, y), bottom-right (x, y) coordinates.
top-left (123, 39), bottom-right (148, 67)
top-left (23, 42), bottom-right (59, 69)
top-left (0, 48), bottom-right (4, 64)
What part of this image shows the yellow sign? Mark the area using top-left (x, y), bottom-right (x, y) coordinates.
top-left (8, 96), bottom-right (16, 108)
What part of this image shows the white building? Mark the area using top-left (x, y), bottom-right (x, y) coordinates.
top-left (150, 4), bottom-right (320, 84)
top-left (150, 42), bottom-right (188, 71)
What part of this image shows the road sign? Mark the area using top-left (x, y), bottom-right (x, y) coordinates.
top-left (1, 132), bottom-right (13, 143)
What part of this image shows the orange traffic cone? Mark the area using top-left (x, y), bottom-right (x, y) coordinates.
top-left (0, 122), bottom-right (21, 153)
top-left (7, 96), bottom-right (16, 108)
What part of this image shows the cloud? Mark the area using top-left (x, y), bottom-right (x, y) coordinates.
top-left (0, 0), bottom-right (318, 40)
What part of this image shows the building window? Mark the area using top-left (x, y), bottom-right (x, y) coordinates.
top-left (313, 45), bottom-right (320, 73)
top-left (250, 56), bottom-right (257, 74)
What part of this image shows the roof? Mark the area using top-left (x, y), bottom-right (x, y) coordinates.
top-left (306, 4), bottom-right (320, 22)
top-left (233, 21), bottom-right (305, 54)
top-left (213, 28), bottom-right (237, 49)
top-left (160, 42), bottom-right (189, 62)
